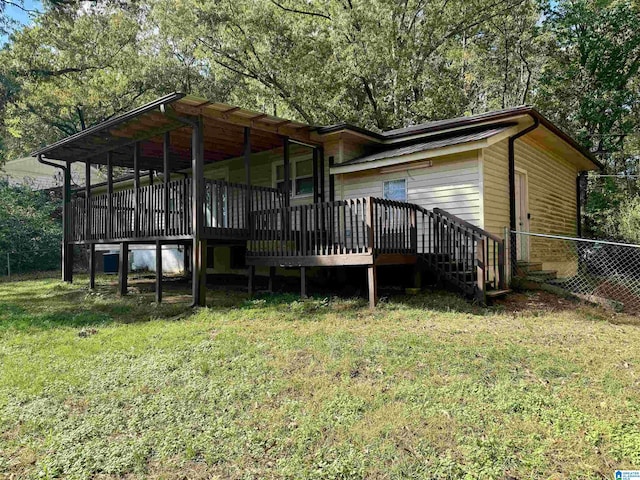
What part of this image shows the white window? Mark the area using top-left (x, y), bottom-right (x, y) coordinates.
top-left (274, 158), bottom-right (314, 198)
top-left (383, 179), bottom-right (407, 202)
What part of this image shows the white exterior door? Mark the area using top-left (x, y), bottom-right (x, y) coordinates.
top-left (515, 170), bottom-right (529, 261)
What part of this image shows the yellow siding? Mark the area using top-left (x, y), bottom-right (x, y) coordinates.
top-left (339, 151), bottom-right (482, 226)
top-left (483, 140), bottom-right (510, 238)
top-left (482, 136), bottom-right (579, 273)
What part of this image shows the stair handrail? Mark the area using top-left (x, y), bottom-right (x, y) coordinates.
top-left (433, 207), bottom-right (503, 243)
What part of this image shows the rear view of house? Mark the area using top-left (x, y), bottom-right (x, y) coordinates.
top-left (32, 93), bottom-right (600, 306)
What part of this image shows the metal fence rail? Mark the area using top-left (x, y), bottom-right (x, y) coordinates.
top-left (512, 231), bottom-right (640, 313)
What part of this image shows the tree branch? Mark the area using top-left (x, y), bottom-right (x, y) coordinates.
top-left (267, 0), bottom-right (331, 20)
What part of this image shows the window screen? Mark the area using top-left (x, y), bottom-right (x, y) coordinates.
top-left (383, 179), bottom-right (407, 202)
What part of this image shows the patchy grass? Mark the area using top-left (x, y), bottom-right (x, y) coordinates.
top-left (1, 275), bottom-right (639, 479)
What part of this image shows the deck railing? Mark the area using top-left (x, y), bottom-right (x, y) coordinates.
top-left (203, 179), bottom-right (284, 239)
top-left (248, 196), bottom-right (505, 301)
top-left (68, 178), bottom-right (284, 242)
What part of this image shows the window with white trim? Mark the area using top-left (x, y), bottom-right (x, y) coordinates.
top-left (274, 158), bottom-right (314, 197)
top-left (383, 179), bottom-right (407, 202)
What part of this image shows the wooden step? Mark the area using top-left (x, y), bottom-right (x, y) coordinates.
top-left (516, 261), bottom-right (543, 273)
top-left (526, 270), bottom-right (558, 281)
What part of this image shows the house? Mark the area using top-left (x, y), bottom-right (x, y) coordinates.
top-left (31, 93), bottom-right (601, 306)
top-left (2, 155), bottom-right (104, 191)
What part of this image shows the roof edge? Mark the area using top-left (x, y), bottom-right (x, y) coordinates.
top-left (316, 106), bottom-right (602, 171)
top-left (31, 92), bottom-right (187, 157)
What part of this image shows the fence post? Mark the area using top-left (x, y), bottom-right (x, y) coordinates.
top-left (6, 252), bottom-right (10, 281)
top-left (504, 226), bottom-right (511, 284)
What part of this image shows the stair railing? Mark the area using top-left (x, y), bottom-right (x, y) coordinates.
top-left (429, 207), bottom-right (506, 300)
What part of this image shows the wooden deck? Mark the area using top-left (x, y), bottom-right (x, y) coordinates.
top-left (68, 179), bottom-right (506, 305)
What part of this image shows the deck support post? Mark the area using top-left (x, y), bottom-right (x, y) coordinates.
top-left (248, 265), bottom-right (255, 297)
top-left (62, 160), bottom-right (73, 282)
top-left (88, 243), bottom-right (96, 290)
top-left (107, 152), bottom-right (113, 239)
top-left (191, 115), bottom-right (206, 307)
top-left (244, 127), bottom-right (252, 228)
top-left (118, 242), bottom-right (129, 296)
top-left (155, 240), bottom-right (162, 304)
top-left (133, 142), bottom-right (141, 238)
top-left (85, 160), bottom-right (91, 241)
top-left (300, 266), bottom-right (307, 298)
top-left (63, 244), bottom-right (74, 283)
top-left (163, 132), bottom-right (171, 236)
top-left (283, 136), bottom-right (290, 207)
top-left (268, 266), bottom-right (276, 293)
top-left (367, 265), bottom-right (377, 308)
top-left (312, 147), bottom-right (319, 204)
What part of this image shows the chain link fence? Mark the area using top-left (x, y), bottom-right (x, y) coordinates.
top-left (0, 249), bottom-right (60, 281)
top-left (511, 231), bottom-right (640, 313)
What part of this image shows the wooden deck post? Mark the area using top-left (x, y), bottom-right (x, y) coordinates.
top-left (133, 142), bottom-right (140, 238)
top-left (300, 266), bottom-right (307, 299)
top-left (312, 147), bottom-right (319, 204)
top-left (85, 160), bottom-right (91, 241)
top-left (191, 115), bottom-right (206, 307)
top-left (88, 243), bottom-right (96, 290)
top-left (283, 136), bottom-right (290, 207)
top-left (155, 240), bottom-right (162, 304)
top-left (118, 242), bottom-right (129, 296)
top-left (163, 131), bottom-right (171, 236)
top-left (248, 265), bottom-right (255, 297)
top-left (319, 147), bottom-right (325, 203)
top-left (268, 266), bottom-right (276, 293)
top-left (244, 127), bottom-right (251, 229)
top-left (107, 152), bottom-right (113, 239)
top-left (62, 161), bottom-right (73, 283)
top-left (367, 264), bottom-right (377, 308)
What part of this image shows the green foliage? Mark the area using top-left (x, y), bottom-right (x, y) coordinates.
top-left (1, 278), bottom-right (640, 478)
top-left (619, 196), bottom-right (640, 244)
top-left (0, 180), bottom-right (61, 274)
top-left (0, 0), bottom-right (638, 238)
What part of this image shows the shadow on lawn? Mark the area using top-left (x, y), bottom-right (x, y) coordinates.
top-left (2, 272), bottom-right (623, 331)
top-left (0, 276), bottom-right (195, 331)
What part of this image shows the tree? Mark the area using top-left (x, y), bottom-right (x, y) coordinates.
top-left (0, 180), bottom-right (62, 274)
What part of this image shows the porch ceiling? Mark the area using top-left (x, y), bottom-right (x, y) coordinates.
top-left (32, 92), bottom-right (315, 171)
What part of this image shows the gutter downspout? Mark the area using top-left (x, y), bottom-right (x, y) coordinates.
top-left (508, 116), bottom-right (539, 282)
top-left (37, 154), bottom-right (72, 282)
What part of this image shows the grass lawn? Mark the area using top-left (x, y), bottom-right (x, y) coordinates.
top-left (1, 274), bottom-right (640, 479)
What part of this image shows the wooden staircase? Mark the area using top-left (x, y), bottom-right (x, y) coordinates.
top-left (415, 207), bottom-right (511, 303)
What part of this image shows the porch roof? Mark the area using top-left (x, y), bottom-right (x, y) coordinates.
top-left (32, 92), bottom-right (314, 170)
top-left (331, 124), bottom-right (516, 174)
